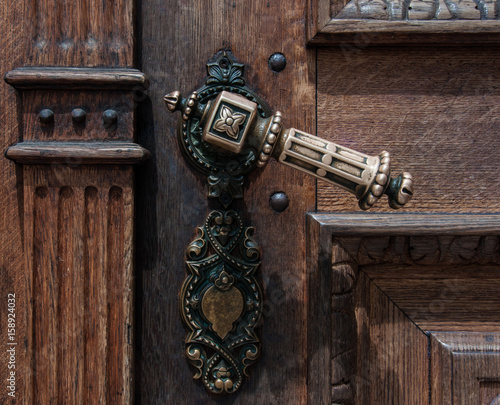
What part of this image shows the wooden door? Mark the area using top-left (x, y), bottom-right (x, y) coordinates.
top-left (1, 0), bottom-right (500, 404)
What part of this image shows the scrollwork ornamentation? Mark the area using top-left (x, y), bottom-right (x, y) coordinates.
top-left (180, 210), bottom-right (262, 394)
top-left (241, 344), bottom-right (259, 377)
top-left (240, 228), bottom-right (260, 263)
top-left (208, 171), bottom-right (244, 208)
top-left (186, 345), bottom-right (204, 379)
top-left (186, 227), bottom-right (208, 261)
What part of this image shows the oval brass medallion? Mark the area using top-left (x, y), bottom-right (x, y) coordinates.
top-left (201, 284), bottom-right (244, 340)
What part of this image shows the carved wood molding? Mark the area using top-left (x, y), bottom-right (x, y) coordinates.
top-left (5, 66), bottom-right (148, 403)
top-left (308, 0), bottom-right (500, 44)
top-left (331, 240), bottom-right (358, 403)
top-left (337, 234), bottom-right (500, 266)
top-left (5, 66), bottom-right (149, 154)
top-left (431, 332), bottom-right (500, 404)
top-left (5, 67), bottom-right (149, 90)
top-left (6, 141), bottom-right (150, 165)
top-left (307, 213), bottom-right (500, 405)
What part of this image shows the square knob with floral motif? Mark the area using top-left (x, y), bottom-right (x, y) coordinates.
top-left (202, 91), bottom-right (258, 154)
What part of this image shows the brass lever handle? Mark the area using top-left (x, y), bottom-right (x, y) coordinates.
top-left (165, 89), bottom-right (413, 210)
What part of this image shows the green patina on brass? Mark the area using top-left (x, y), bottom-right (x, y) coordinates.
top-left (166, 50), bottom-right (266, 395)
top-left (180, 210), bottom-right (262, 394)
top-left (165, 50), bottom-right (271, 207)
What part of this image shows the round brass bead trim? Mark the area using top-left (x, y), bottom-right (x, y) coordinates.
top-left (256, 112), bottom-right (282, 168)
top-left (358, 151), bottom-right (391, 210)
top-left (182, 91), bottom-right (199, 123)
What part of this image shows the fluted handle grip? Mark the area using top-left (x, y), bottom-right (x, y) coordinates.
top-left (165, 90), bottom-right (414, 210)
top-left (276, 128), bottom-right (413, 210)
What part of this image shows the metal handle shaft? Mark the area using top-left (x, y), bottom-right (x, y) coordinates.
top-left (275, 128), bottom-right (413, 210)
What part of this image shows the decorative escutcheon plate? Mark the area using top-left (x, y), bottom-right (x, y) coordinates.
top-left (180, 210), bottom-right (262, 394)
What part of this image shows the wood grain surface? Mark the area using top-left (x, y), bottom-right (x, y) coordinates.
top-left (354, 271), bottom-right (429, 405)
top-left (331, 240), bottom-right (358, 404)
top-left (0, 1), bottom-right (25, 403)
top-left (25, 0), bottom-right (134, 67)
top-left (1, 0), bottom-right (138, 402)
top-left (24, 166), bottom-right (134, 404)
top-left (2, 0), bottom-right (499, 403)
top-left (317, 46), bottom-right (500, 212)
top-left (5, 67), bottom-right (148, 90)
top-left (306, 217), bottom-right (335, 404)
top-left (365, 265), bottom-right (500, 332)
top-left (307, 215), bottom-right (430, 404)
top-left (7, 141), bottom-right (150, 165)
top-left (311, 213), bottom-right (500, 234)
top-left (136, 0), bottom-right (315, 403)
top-left (17, 105), bottom-right (139, 403)
top-left (309, 213), bottom-right (500, 404)
top-left (21, 90), bottom-right (136, 142)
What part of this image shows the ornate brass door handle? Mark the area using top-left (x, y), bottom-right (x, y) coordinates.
top-left (164, 50), bottom-right (413, 395)
top-left (166, 75), bottom-right (413, 211)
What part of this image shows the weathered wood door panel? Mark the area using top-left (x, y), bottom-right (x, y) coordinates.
top-left (136, 1), bottom-right (315, 403)
top-left (0, 1), bottom-right (25, 404)
top-left (1, 0), bottom-right (140, 404)
top-left (308, 214), bottom-right (500, 404)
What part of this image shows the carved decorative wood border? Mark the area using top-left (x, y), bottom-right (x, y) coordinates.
top-left (306, 213), bottom-right (500, 404)
top-left (307, 0), bottom-right (500, 44)
top-left (5, 67), bottom-right (148, 403)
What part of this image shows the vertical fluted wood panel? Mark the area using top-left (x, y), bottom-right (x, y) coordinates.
top-left (57, 186), bottom-right (84, 403)
top-left (10, 0), bottom-right (137, 400)
top-left (25, 166), bottom-right (134, 404)
top-left (106, 186), bottom-right (126, 402)
top-left (32, 185), bottom-right (58, 404)
top-left (83, 186), bottom-right (108, 403)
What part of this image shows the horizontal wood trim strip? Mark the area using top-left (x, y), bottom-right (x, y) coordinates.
top-left (6, 141), bottom-right (150, 165)
top-left (309, 213), bottom-right (500, 235)
top-left (5, 67), bottom-right (149, 90)
top-left (323, 19), bottom-right (500, 33)
top-left (308, 18), bottom-right (500, 44)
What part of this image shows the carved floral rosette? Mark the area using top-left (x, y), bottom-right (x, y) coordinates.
top-left (180, 210), bottom-right (262, 394)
